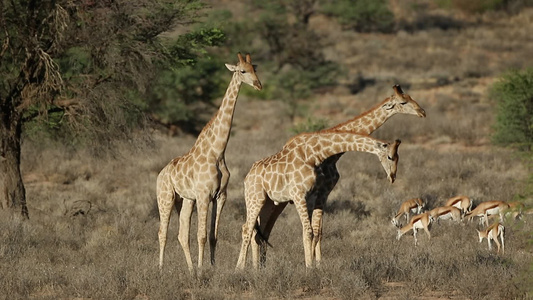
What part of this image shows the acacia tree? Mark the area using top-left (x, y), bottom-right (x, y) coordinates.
top-left (0, 0), bottom-right (220, 218)
top-left (491, 68), bottom-right (533, 151)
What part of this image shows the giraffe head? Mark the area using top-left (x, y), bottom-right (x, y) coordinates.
top-left (381, 85), bottom-right (426, 118)
top-left (376, 139), bottom-right (401, 183)
top-left (225, 53), bottom-right (262, 90)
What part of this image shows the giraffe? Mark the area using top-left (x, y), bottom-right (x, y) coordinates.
top-left (252, 85), bottom-right (425, 267)
top-left (235, 130), bottom-right (402, 269)
top-left (157, 53), bottom-right (262, 273)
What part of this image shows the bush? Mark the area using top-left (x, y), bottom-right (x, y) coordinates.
top-left (320, 0), bottom-right (394, 32)
top-left (214, 0), bottom-right (343, 117)
top-left (437, 0), bottom-right (533, 14)
top-left (149, 58), bottom-right (227, 124)
top-left (490, 68), bottom-right (533, 151)
top-left (290, 117), bottom-right (329, 135)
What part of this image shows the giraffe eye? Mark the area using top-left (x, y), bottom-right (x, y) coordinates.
top-left (383, 103), bottom-right (395, 110)
top-left (240, 70), bottom-right (246, 74)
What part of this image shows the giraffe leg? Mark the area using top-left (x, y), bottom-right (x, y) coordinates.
top-left (209, 196), bottom-right (222, 266)
top-left (210, 158), bottom-right (230, 265)
top-left (253, 199), bottom-right (288, 268)
top-left (236, 193), bottom-right (266, 270)
top-left (196, 192), bottom-right (211, 269)
top-left (252, 200), bottom-right (274, 269)
top-left (311, 206), bottom-right (323, 266)
top-left (157, 174), bottom-right (175, 270)
top-left (251, 228), bottom-right (259, 269)
top-left (311, 164), bottom-right (339, 266)
top-left (178, 199), bottom-right (195, 273)
top-left (293, 195), bottom-right (314, 268)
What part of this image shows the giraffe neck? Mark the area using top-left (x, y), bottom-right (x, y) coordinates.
top-left (330, 98), bottom-right (394, 133)
top-left (192, 72), bottom-right (241, 155)
top-left (295, 132), bottom-right (381, 165)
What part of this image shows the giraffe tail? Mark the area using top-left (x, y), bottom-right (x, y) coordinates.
top-left (254, 221), bottom-right (273, 248)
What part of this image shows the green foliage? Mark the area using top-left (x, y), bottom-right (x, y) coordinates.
top-left (290, 117), bottom-right (329, 135)
top-left (144, 26), bottom-right (227, 128)
top-left (23, 106), bottom-right (65, 142)
top-left (320, 0), bottom-right (394, 32)
top-left (273, 61), bottom-right (342, 119)
top-left (166, 27), bottom-right (226, 66)
top-left (205, 0), bottom-right (343, 113)
top-left (55, 47), bottom-right (93, 81)
top-left (0, 0), bottom-right (222, 149)
top-left (490, 68), bottom-right (533, 151)
top-left (149, 57), bottom-right (227, 124)
top-left (436, 0), bottom-right (532, 14)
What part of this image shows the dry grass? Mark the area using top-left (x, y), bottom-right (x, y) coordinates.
top-left (2, 4), bottom-right (533, 300)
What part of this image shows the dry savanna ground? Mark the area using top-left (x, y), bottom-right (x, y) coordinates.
top-left (1, 4), bottom-right (533, 300)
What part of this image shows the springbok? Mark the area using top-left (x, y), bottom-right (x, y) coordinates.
top-left (396, 212), bottom-right (433, 246)
top-left (391, 198), bottom-right (425, 227)
top-left (476, 222), bottom-right (505, 254)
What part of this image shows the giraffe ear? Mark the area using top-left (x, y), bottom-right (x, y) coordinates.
top-left (225, 64), bottom-right (238, 72)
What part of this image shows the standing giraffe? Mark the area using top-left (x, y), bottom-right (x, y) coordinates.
top-left (157, 53), bottom-right (262, 272)
top-left (236, 130), bottom-right (402, 269)
top-left (252, 85), bottom-right (425, 267)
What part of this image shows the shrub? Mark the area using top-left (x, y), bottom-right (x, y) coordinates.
top-left (290, 117), bottom-right (330, 135)
top-left (438, 0), bottom-right (533, 14)
top-left (146, 27), bottom-right (227, 131)
top-left (216, 0), bottom-right (343, 118)
top-left (320, 0), bottom-right (394, 32)
top-left (490, 68), bottom-right (533, 151)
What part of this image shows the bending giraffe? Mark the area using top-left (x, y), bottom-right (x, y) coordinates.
top-left (253, 85), bottom-right (425, 267)
top-left (235, 130), bottom-right (401, 269)
top-left (157, 53), bottom-right (262, 273)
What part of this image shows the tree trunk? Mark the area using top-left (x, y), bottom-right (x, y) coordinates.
top-left (0, 107), bottom-right (28, 218)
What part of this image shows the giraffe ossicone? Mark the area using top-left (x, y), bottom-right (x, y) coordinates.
top-left (157, 53), bottom-right (261, 273)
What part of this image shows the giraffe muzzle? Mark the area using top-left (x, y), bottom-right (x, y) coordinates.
top-left (253, 80), bottom-right (262, 91)
top-left (389, 173), bottom-right (396, 184)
